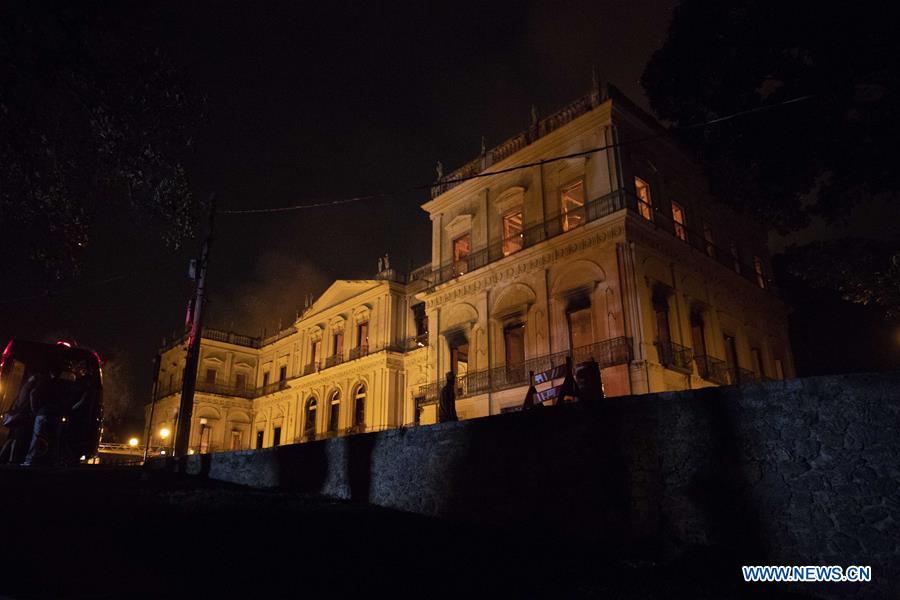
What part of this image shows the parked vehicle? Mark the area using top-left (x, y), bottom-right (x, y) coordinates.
top-left (0, 339), bottom-right (103, 465)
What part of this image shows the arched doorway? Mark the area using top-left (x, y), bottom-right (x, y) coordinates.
top-left (353, 383), bottom-right (366, 432)
top-left (304, 396), bottom-right (317, 441)
top-left (328, 389), bottom-right (340, 434)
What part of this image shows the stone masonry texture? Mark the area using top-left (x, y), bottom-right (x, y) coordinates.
top-left (152, 372), bottom-right (900, 599)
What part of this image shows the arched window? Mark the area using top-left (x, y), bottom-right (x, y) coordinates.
top-left (353, 383), bottom-right (366, 430)
top-left (304, 396), bottom-right (317, 439)
top-left (328, 390), bottom-right (340, 433)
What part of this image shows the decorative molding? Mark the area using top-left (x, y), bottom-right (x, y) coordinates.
top-left (444, 213), bottom-right (473, 233)
top-left (493, 186), bottom-right (526, 214)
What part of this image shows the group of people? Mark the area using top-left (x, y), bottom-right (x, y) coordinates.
top-left (436, 357), bottom-right (603, 422)
top-left (0, 359), bottom-right (99, 466)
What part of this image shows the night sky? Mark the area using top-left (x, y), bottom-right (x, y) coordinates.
top-left (1, 1), bottom-right (895, 436)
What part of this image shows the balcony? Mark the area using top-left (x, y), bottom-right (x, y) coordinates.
top-left (430, 189), bottom-right (629, 287)
top-left (727, 366), bottom-right (759, 385)
top-left (656, 340), bottom-right (693, 372)
top-left (432, 93), bottom-right (596, 199)
top-left (694, 355), bottom-right (730, 385)
top-left (324, 354), bottom-right (345, 369)
top-left (405, 333), bottom-right (429, 351)
top-left (157, 378), bottom-right (289, 401)
top-left (348, 345), bottom-right (369, 361)
top-left (195, 380), bottom-right (258, 399)
top-left (417, 337), bottom-right (632, 404)
top-left (302, 362), bottom-right (319, 376)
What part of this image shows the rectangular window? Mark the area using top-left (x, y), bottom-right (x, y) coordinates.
top-left (690, 313), bottom-right (707, 358)
top-left (311, 339), bottom-right (321, 365)
top-left (199, 425), bottom-right (211, 454)
top-left (723, 334), bottom-right (738, 383)
top-left (205, 368), bottom-right (216, 384)
top-left (279, 365), bottom-right (287, 381)
top-left (754, 256), bottom-right (767, 289)
top-left (751, 347), bottom-right (764, 377)
top-left (567, 306), bottom-right (594, 351)
top-left (333, 331), bottom-right (344, 357)
top-left (231, 431), bottom-right (242, 450)
top-left (671, 201), bottom-right (687, 242)
top-left (453, 234), bottom-right (471, 275)
top-left (774, 358), bottom-right (785, 380)
top-left (635, 177), bottom-right (653, 221)
top-left (235, 373), bottom-right (246, 389)
top-left (503, 323), bottom-right (525, 366)
top-left (561, 179), bottom-right (585, 232)
top-left (450, 342), bottom-right (469, 377)
top-left (262, 371), bottom-right (270, 387)
top-left (412, 303), bottom-right (428, 337)
top-left (730, 244), bottom-right (742, 274)
top-left (255, 430), bottom-right (264, 449)
top-left (654, 299), bottom-right (671, 345)
top-left (703, 222), bottom-right (715, 257)
top-left (502, 209), bottom-right (524, 256)
top-left (357, 321), bottom-right (369, 349)
top-left (273, 426), bottom-right (281, 446)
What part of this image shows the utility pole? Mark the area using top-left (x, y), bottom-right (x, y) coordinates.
top-left (173, 193), bottom-right (216, 458)
top-left (143, 353), bottom-right (161, 463)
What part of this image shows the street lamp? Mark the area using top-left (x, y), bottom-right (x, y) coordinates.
top-left (128, 437), bottom-right (139, 447)
top-left (159, 427), bottom-right (171, 439)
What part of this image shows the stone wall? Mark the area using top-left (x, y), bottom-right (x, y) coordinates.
top-left (152, 372), bottom-right (900, 598)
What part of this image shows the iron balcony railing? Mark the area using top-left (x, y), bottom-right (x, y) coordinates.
top-left (632, 197), bottom-right (775, 291)
top-left (728, 366), bottom-right (759, 385)
top-left (656, 340), bottom-right (693, 372)
top-left (405, 333), bottom-right (429, 351)
top-left (302, 362), bottom-right (319, 376)
top-left (430, 189), bottom-right (629, 286)
top-left (416, 188), bottom-right (776, 295)
top-left (155, 378), bottom-right (288, 401)
top-left (324, 354), bottom-right (344, 369)
top-left (160, 326), bottom-right (300, 353)
top-left (348, 345), bottom-right (369, 361)
top-left (417, 337), bottom-right (632, 405)
top-left (694, 355), bottom-right (730, 385)
top-left (431, 93), bottom-right (596, 198)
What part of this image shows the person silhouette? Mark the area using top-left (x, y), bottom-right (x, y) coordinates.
top-left (438, 371), bottom-right (458, 423)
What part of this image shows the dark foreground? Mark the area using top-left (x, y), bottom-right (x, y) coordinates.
top-left (0, 467), bottom-right (815, 599)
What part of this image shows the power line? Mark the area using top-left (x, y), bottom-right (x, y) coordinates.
top-left (218, 94), bottom-right (816, 215)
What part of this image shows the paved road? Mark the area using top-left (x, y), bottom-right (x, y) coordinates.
top-left (0, 467), bottom-right (814, 599)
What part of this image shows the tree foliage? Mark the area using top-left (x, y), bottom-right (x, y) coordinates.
top-left (0, 4), bottom-right (206, 279)
top-left (782, 238), bottom-right (900, 317)
top-left (641, 0), bottom-right (900, 232)
top-left (642, 1), bottom-right (900, 316)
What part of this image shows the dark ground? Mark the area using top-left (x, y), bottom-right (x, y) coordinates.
top-left (0, 467), bottom-right (817, 599)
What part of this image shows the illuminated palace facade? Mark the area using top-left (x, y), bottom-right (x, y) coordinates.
top-left (147, 83), bottom-right (794, 454)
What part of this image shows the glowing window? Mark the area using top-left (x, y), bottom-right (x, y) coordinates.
top-left (354, 384), bottom-right (367, 428)
top-left (453, 234), bottom-right (471, 275)
top-left (671, 202), bottom-right (687, 242)
top-left (730, 244), bottom-right (742, 274)
top-left (502, 209), bottom-right (523, 256)
top-left (703, 222), bottom-right (715, 257)
top-left (635, 177), bottom-right (653, 221)
top-left (304, 397), bottom-right (317, 437)
top-left (754, 256), bottom-right (767, 289)
top-left (561, 180), bottom-right (585, 232)
top-left (328, 390), bottom-right (340, 433)
top-left (357, 321), bottom-right (368, 349)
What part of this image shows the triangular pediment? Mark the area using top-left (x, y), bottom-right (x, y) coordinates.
top-left (300, 280), bottom-right (382, 321)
